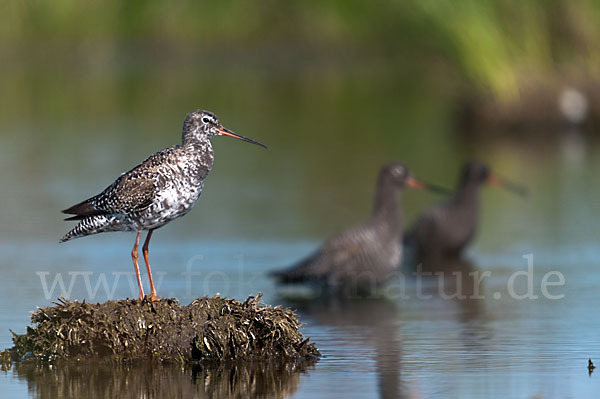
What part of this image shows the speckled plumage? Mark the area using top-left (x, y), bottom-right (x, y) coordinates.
top-left (272, 163), bottom-right (419, 294)
top-left (60, 110), bottom-right (266, 300)
top-left (60, 114), bottom-right (216, 242)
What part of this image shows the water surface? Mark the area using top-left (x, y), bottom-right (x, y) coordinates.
top-left (1, 82), bottom-right (599, 397)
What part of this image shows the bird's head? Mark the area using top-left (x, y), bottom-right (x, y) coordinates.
top-left (461, 160), bottom-right (527, 196)
top-left (182, 110), bottom-right (267, 148)
top-left (382, 163), bottom-right (451, 194)
top-left (461, 161), bottom-right (491, 185)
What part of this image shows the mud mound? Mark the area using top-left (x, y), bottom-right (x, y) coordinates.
top-left (1, 293), bottom-right (319, 364)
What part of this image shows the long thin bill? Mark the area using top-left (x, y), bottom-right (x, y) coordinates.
top-left (499, 177), bottom-right (528, 196)
top-left (488, 174), bottom-right (528, 196)
top-left (423, 182), bottom-right (454, 195)
top-left (406, 176), bottom-right (453, 195)
top-left (218, 127), bottom-right (268, 149)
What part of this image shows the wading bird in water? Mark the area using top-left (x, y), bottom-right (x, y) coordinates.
top-left (271, 163), bottom-right (449, 296)
top-left (60, 110), bottom-right (266, 301)
top-left (404, 160), bottom-right (526, 267)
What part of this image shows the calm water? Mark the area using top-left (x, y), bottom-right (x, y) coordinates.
top-left (1, 102), bottom-right (600, 398)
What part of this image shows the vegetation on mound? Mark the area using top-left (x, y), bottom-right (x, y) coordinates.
top-left (0, 293), bottom-right (319, 365)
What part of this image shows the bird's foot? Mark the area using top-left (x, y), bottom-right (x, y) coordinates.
top-left (146, 294), bottom-right (160, 302)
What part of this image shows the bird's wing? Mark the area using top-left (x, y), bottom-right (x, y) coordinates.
top-left (95, 172), bottom-right (157, 213)
top-left (272, 223), bottom-right (374, 284)
top-left (409, 208), bottom-right (442, 244)
top-left (62, 150), bottom-right (171, 218)
top-left (405, 197), bottom-right (454, 244)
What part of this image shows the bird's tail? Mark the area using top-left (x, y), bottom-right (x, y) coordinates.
top-left (59, 215), bottom-right (116, 243)
top-left (269, 268), bottom-right (310, 284)
top-left (269, 252), bottom-right (321, 285)
top-left (59, 231), bottom-right (75, 243)
top-left (59, 221), bottom-right (89, 243)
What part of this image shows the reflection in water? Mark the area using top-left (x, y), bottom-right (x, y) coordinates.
top-left (419, 257), bottom-right (493, 360)
top-left (10, 359), bottom-right (314, 399)
top-left (285, 297), bottom-right (405, 399)
top-left (415, 256), bottom-right (484, 322)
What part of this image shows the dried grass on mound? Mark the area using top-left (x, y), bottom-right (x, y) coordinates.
top-left (1, 293), bottom-right (319, 364)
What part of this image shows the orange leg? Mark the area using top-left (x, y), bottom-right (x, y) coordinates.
top-left (142, 229), bottom-right (160, 301)
top-left (131, 231), bottom-right (145, 300)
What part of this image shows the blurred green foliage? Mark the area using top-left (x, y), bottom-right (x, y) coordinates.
top-left (1, 0), bottom-right (597, 241)
top-left (1, 0), bottom-right (599, 125)
top-left (415, 0), bottom-right (600, 98)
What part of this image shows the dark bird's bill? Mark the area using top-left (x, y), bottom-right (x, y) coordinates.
top-left (218, 128), bottom-right (268, 149)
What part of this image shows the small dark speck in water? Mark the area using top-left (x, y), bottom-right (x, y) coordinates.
top-left (589, 359), bottom-right (596, 376)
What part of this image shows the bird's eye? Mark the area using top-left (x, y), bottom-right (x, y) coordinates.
top-left (202, 117), bottom-right (211, 124)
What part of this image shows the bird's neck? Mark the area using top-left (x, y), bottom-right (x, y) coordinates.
top-left (372, 175), bottom-right (401, 224)
top-left (182, 133), bottom-right (213, 153)
top-left (454, 180), bottom-right (481, 210)
top-left (181, 135), bottom-right (215, 175)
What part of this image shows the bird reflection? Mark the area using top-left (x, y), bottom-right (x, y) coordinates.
top-left (409, 255), bottom-right (493, 359)
top-left (409, 255), bottom-right (484, 322)
top-left (282, 296), bottom-right (406, 399)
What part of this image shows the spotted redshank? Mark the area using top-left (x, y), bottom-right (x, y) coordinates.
top-left (60, 110), bottom-right (266, 301)
top-left (271, 163), bottom-right (449, 295)
top-left (405, 160), bottom-right (525, 264)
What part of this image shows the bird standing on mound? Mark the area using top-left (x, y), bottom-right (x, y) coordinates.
top-left (404, 161), bottom-right (525, 266)
top-left (271, 163), bottom-right (449, 296)
top-left (60, 110), bottom-right (266, 301)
